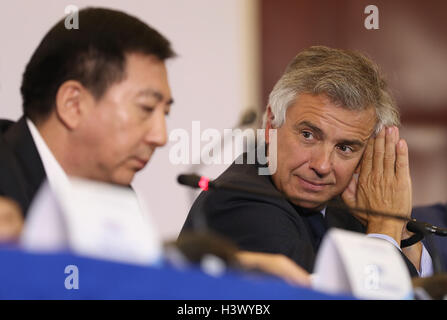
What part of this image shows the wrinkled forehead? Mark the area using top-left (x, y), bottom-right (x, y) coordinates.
top-left (286, 94), bottom-right (377, 140)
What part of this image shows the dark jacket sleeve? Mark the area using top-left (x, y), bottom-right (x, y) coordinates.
top-left (180, 188), bottom-right (316, 272)
top-left (0, 137), bottom-right (31, 214)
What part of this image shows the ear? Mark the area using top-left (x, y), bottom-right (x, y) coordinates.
top-left (54, 80), bottom-right (88, 130)
top-left (264, 105), bottom-right (275, 144)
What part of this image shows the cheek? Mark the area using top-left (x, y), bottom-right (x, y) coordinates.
top-left (92, 121), bottom-right (139, 164)
top-left (276, 131), bottom-right (307, 169)
top-left (287, 148), bottom-right (310, 172)
top-left (106, 111), bottom-right (144, 153)
top-left (333, 160), bottom-right (358, 187)
top-left (108, 129), bottom-right (140, 157)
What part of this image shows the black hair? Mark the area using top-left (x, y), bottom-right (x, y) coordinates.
top-left (21, 7), bottom-right (176, 122)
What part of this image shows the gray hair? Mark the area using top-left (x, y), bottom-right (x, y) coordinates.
top-left (262, 46), bottom-right (399, 134)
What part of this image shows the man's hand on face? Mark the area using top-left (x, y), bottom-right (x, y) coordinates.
top-left (0, 197), bottom-right (24, 243)
top-left (341, 126), bottom-right (413, 244)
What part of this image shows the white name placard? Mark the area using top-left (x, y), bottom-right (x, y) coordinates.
top-left (312, 228), bottom-right (413, 300)
top-left (21, 177), bottom-right (162, 266)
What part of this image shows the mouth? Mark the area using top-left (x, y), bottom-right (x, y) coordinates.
top-left (295, 175), bottom-right (332, 192)
top-left (132, 157), bottom-right (150, 170)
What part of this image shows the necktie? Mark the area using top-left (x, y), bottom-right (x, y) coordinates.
top-left (306, 211), bottom-right (327, 250)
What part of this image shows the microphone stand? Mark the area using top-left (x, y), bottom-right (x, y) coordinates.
top-left (184, 108), bottom-right (259, 207)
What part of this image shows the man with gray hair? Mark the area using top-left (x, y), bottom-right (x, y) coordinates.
top-left (180, 46), bottom-right (432, 277)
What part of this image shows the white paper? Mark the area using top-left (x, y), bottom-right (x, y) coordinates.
top-left (21, 181), bottom-right (69, 251)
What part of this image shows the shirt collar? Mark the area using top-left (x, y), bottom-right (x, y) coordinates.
top-left (26, 118), bottom-right (71, 193)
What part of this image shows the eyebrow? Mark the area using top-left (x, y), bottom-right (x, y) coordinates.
top-left (295, 121), bottom-right (325, 138)
top-left (294, 121), bottom-right (366, 148)
top-left (136, 88), bottom-right (174, 106)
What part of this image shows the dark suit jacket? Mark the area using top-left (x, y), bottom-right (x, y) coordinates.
top-left (179, 153), bottom-right (419, 277)
top-left (0, 117), bottom-right (46, 216)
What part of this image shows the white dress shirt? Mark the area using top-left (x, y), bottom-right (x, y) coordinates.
top-left (26, 119), bottom-right (71, 194)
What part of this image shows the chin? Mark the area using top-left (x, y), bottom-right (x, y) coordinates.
top-left (288, 189), bottom-right (330, 209)
top-left (111, 172), bottom-right (135, 186)
top-left (293, 200), bottom-right (326, 210)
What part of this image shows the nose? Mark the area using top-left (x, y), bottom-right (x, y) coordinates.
top-left (309, 145), bottom-right (333, 178)
top-left (144, 110), bottom-right (168, 147)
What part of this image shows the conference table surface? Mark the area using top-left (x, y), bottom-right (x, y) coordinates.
top-left (0, 247), bottom-right (353, 300)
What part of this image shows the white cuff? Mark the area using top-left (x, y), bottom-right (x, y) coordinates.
top-left (366, 233), bottom-right (401, 251)
top-left (419, 245), bottom-right (434, 277)
top-left (366, 233), bottom-right (434, 277)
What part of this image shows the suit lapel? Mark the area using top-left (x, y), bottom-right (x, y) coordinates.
top-left (2, 117), bottom-right (46, 214)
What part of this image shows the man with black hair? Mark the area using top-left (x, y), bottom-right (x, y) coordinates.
top-left (0, 7), bottom-right (175, 215)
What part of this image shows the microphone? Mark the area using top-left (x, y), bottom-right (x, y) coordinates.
top-left (177, 173), bottom-right (447, 284)
top-left (178, 173), bottom-right (447, 275)
top-left (177, 174), bottom-right (211, 191)
top-left (177, 173), bottom-right (447, 240)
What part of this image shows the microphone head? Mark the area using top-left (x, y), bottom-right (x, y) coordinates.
top-left (177, 174), bottom-right (202, 188)
top-left (177, 174), bottom-right (212, 191)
